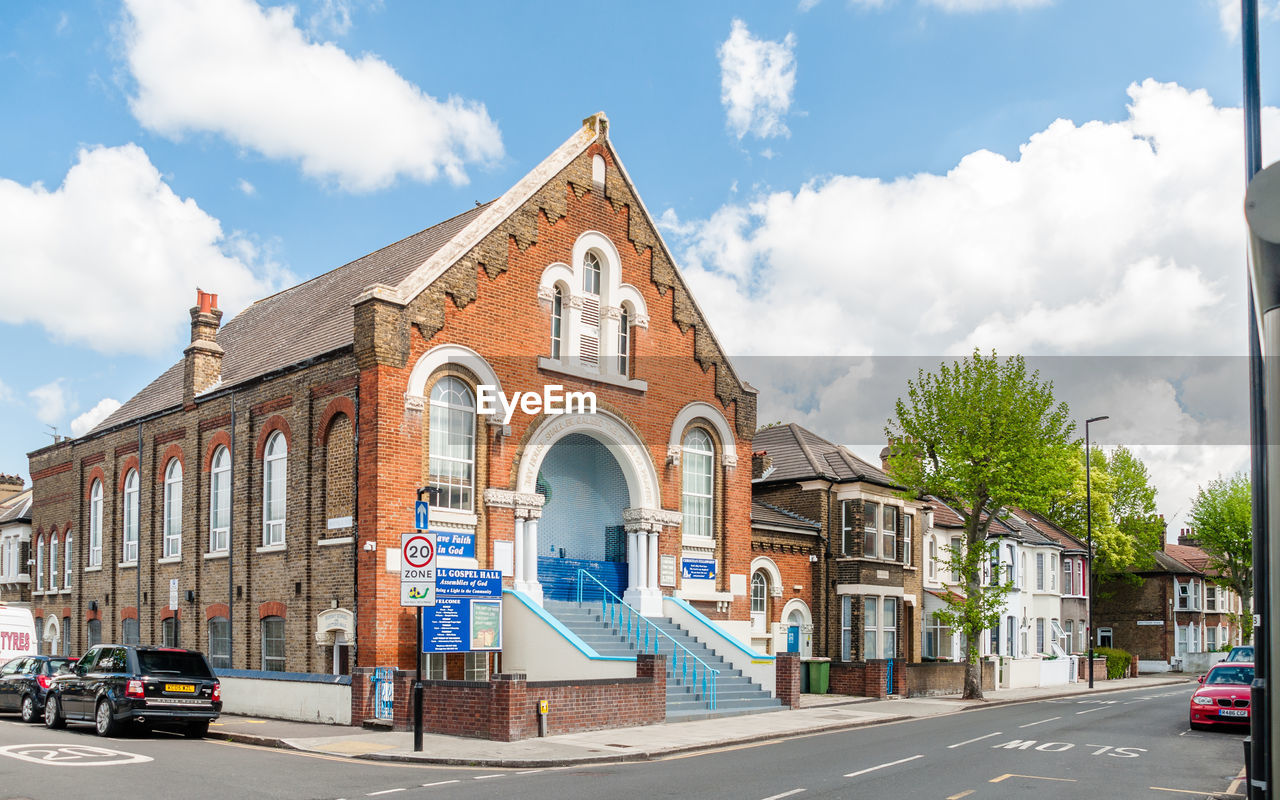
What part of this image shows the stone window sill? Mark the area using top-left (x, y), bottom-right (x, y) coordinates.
top-left (204, 551), bottom-right (228, 561)
top-left (256, 544), bottom-right (287, 555)
top-left (118, 561), bottom-right (138, 570)
top-left (318, 537), bottom-right (354, 547)
top-left (84, 565), bottom-right (102, 573)
top-left (536, 356), bottom-right (648, 392)
top-left (157, 555), bottom-right (182, 565)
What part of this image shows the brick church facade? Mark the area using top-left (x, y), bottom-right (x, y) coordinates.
top-left (27, 114), bottom-right (758, 682)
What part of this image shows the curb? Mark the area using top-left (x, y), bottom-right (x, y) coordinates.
top-left (954, 677), bottom-right (1194, 712)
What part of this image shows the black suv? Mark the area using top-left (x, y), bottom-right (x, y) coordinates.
top-left (44, 645), bottom-right (221, 737)
top-left (0, 655), bottom-right (75, 723)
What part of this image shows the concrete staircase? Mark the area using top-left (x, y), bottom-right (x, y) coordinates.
top-left (543, 599), bottom-right (782, 721)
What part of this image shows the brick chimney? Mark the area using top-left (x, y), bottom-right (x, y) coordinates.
top-left (183, 290), bottom-right (224, 408)
top-left (752, 451), bottom-right (772, 480)
top-left (1178, 527), bottom-right (1199, 547)
top-left (0, 474), bottom-right (23, 504)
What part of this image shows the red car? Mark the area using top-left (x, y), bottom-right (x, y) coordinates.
top-left (1190, 662), bottom-right (1253, 730)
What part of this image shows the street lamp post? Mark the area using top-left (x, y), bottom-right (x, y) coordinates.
top-left (1085, 415), bottom-right (1109, 689)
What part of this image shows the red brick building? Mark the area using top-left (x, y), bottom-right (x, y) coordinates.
top-left (27, 114), bottom-right (759, 691)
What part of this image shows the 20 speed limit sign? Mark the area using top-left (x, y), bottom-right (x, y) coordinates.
top-left (400, 532), bottom-right (436, 606)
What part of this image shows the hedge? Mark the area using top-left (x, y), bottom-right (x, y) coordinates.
top-left (1093, 646), bottom-right (1132, 680)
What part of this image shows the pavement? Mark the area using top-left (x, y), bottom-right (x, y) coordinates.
top-left (206, 674), bottom-right (1193, 768)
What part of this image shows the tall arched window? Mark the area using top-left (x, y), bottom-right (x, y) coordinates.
top-left (89, 479), bottom-right (103, 567)
top-left (122, 617), bottom-right (139, 646)
top-left (210, 446), bottom-right (230, 552)
top-left (49, 532), bottom-right (58, 591)
top-left (35, 535), bottom-right (44, 591)
top-left (583, 251), bottom-right (601, 294)
top-left (263, 432), bottom-right (287, 547)
top-left (618, 306), bottom-right (630, 376)
top-left (164, 459), bottom-right (182, 558)
top-left (429, 377), bottom-right (475, 511)
top-left (681, 429), bottom-right (714, 539)
top-left (262, 616), bottom-right (286, 671)
top-left (64, 532), bottom-right (72, 587)
top-left (122, 469), bottom-right (139, 563)
top-left (550, 286), bottom-right (564, 359)
top-left (208, 616), bottom-right (231, 669)
top-left (750, 572), bottom-right (768, 633)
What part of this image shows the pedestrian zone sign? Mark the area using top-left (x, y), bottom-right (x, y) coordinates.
top-left (401, 531), bottom-right (436, 607)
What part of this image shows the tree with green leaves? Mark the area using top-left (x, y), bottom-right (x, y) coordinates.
top-left (1187, 473), bottom-right (1253, 643)
top-left (885, 350), bottom-right (1075, 699)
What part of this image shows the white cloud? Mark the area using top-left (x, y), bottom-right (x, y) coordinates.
top-left (55, 12), bottom-right (70, 35)
top-left (718, 19), bottom-right (797, 141)
top-left (70, 398), bottom-right (123, 438)
top-left (0, 143), bottom-right (286, 356)
top-left (922, 0), bottom-right (1051, 11)
top-left (798, 0), bottom-right (823, 10)
top-left (237, 178), bottom-right (256, 195)
top-left (121, 0), bottom-right (503, 192)
top-left (29, 379), bottom-right (71, 427)
top-left (0, 379), bottom-right (14, 404)
top-left (1217, 0), bottom-right (1280, 38)
top-left (306, 0), bottom-right (370, 38)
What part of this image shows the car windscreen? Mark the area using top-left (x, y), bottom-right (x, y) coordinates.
top-left (43, 658), bottom-right (72, 674)
top-left (136, 651), bottom-right (213, 678)
top-left (1207, 666), bottom-right (1254, 685)
top-left (1228, 647), bottom-right (1254, 662)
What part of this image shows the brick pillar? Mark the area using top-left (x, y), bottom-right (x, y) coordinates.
top-left (489, 673), bottom-right (527, 742)
top-left (636, 653), bottom-right (667, 722)
top-left (775, 653), bottom-right (801, 708)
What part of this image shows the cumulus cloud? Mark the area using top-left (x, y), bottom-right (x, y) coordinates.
top-left (1215, 0), bottom-right (1280, 38)
top-left (719, 19), bottom-right (797, 141)
top-left (29, 380), bottom-right (71, 427)
top-left (0, 143), bottom-right (286, 356)
top-left (121, 0), bottom-right (503, 192)
top-left (71, 398), bottom-right (123, 437)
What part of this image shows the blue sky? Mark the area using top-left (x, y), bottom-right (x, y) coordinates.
top-left (2, 0), bottom-right (1277, 524)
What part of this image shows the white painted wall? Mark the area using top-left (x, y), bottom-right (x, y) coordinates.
top-left (1183, 651), bottom-right (1228, 675)
top-left (218, 677), bottom-right (350, 725)
top-left (502, 593), bottom-right (635, 680)
top-left (1039, 658), bottom-right (1071, 686)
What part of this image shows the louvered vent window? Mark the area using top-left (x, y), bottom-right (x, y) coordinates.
top-left (579, 254), bottom-right (601, 367)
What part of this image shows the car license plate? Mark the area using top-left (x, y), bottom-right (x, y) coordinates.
top-left (1220, 709), bottom-right (1248, 717)
top-left (164, 683), bottom-right (196, 693)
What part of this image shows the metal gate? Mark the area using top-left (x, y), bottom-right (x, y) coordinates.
top-left (372, 667), bottom-right (395, 720)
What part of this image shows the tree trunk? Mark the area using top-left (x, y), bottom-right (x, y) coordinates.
top-left (964, 650), bottom-right (983, 700)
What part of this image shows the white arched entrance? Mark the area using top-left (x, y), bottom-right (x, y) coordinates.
top-left (781, 599), bottom-right (813, 658)
top-left (511, 410), bottom-right (676, 614)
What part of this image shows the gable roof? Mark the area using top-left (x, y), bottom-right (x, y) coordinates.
top-left (753, 423), bottom-right (899, 489)
top-left (91, 202), bottom-right (493, 436)
top-left (751, 500), bottom-right (820, 532)
top-left (0, 489), bottom-right (32, 525)
top-left (1013, 507), bottom-right (1087, 553)
top-left (924, 496), bottom-right (1060, 547)
top-left (1166, 543), bottom-right (1212, 573)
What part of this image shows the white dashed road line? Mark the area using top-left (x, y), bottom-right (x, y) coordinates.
top-left (761, 789), bottom-right (805, 800)
top-left (845, 754), bottom-right (924, 778)
top-left (1076, 707), bottom-right (1105, 715)
top-left (948, 732), bottom-right (1002, 749)
top-left (366, 789), bottom-right (405, 796)
top-left (1019, 717), bottom-right (1061, 728)
top-left (421, 780), bottom-right (459, 788)
top-left (473, 774), bottom-right (504, 780)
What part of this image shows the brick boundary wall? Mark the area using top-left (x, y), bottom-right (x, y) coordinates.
top-left (775, 653), bottom-right (801, 708)
top-left (352, 654), bottom-right (666, 741)
top-left (1078, 656), bottom-right (1108, 682)
top-left (904, 661), bottom-right (996, 697)
top-left (828, 659), bottom-right (905, 698)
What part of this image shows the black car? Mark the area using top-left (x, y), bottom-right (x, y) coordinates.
top-left (44, 644), bottom-right (221, 737)
top-left (0, 655), bottom-right (75, 723)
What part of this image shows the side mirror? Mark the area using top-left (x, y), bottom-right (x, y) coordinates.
top-left (1197, 675), bottom-right (1205, 684)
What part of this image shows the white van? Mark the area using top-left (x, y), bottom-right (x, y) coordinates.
top-left (0, 605), bottom-right (37, 663)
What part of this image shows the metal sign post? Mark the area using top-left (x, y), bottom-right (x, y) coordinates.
top-left (409, 487), bottom-right (439, 753)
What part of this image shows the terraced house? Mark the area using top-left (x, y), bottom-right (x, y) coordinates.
top-left (28, 115), bottom-right (782, 735)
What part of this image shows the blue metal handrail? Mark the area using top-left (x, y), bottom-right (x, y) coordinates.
top-left (576, 570), bottom-right (718, 710)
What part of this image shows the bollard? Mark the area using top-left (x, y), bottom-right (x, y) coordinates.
top-left (537, 699), bottom-right (549, 737)
top-left (412, 681), bottom-right (423, 752)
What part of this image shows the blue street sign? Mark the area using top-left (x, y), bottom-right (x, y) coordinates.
top-left (415, 501), bottom-right (430, 530)
top-left (681, 559), bottom-right (717, 580)
top-left (436, 568), bottom-right (502, 597)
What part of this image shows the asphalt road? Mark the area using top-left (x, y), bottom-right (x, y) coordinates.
top-left (0, 683), bottom-right (1245, 800)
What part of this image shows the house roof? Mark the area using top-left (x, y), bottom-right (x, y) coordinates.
top-left (1152, 548), bottom-right (1200, 575)
top-left (751, 500), bottom-right (820, 532)
top-left (0, 489), bottom-right (32, 525)
top-left (924, 497), bottom-right (1060, 547)
top-left (752, 423), bottom-right (899, 489)
top-left (91, 202), bottom-right (494, 435)
top-left (1166, 543), bottom-right (1212, 573)
top-left (1014, 507), bottom-right (1087, 553)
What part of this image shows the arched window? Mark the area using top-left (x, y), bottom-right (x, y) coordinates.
top-left (64, 532), bottom-right (72, 587)
top-left (681, 429), bottom-right (714, 539)
top-left (87, 618), bottom-right (102, 647)
top-left (261, 616), bottom-right (286, 671)
top-left (122, 469), bottom-right (139, 563)
top-left (618, 306), bottom-right (630, 376)
top-left (210, 446), bottom-right (230, 552)
top-left (208, 616), bottom-right (231, 669)
top-left (89, 480), bottom-right (103, 567)
top-left (49, 533), bottom-right (58, 591)
top-left (750, 572), bottom-right (768, 633)
top-left (429, 377), bottom-right (475, 511)
top-left (161, 617), bottom-right (178, 647)
top-left (550, 286), bottom-right (564, 359)
top-left (35, 535), bottom-right (44, 591)
top-left (263, 432), bottom-right (287, 547)
top-left (122, 617), bottom-right (140, 646)
top-left (583, 251), bottom-right (601, 295)
top-left (164, 459), bottom-right (182, 558)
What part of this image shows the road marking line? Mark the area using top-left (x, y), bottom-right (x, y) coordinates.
top-left (761, 789), bottom-right (805, 800)
top-left (1150, 788), bottom-right (1224, 795)
top-left (516, 769), bottom-right (543, 774)
top-left (948, 732), bottom-right (1001, 748)
top-left (845, 754), bottom-right (923, 778)
top-left (366, 790), bottom-right (405, 796)
top-left (473, 774), bottom-right (504, 780)
top-left (990, 774), bottom-right (1076, 784)
top-left (946, 791), bottom-right (975, 800)
top-left (1075, 707), bottom-right (1104, 715)
top-left (421, 781), bottom-right (459, 788)
top-left (1018, 716), bottom-right (1061, 728)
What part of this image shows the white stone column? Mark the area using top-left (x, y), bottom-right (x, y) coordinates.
top-left (627, 530), bottom-right (639, 590)
top-left (525, 514), bottom-right (542, 604)
top-left (636, 532), bottom-right (648, 593)
top-left (647, 530), bottom-right (659, 591)
top-left (513, 514), bottom-right (526, 585)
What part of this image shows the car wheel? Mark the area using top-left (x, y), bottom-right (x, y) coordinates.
top-left (20, 695), bottom-right (37, 724)
top-left (43, 695), bottom-right (65, 729)
top-left (185, 720), bottom-right (209, 739)
top-left (94, 699), bottom-right (117, 737)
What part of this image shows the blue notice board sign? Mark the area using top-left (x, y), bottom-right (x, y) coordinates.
top-left (422, 597), bottom-right (503, 652)
top-left (436, 568), bottom-right (502, 597)
top-left (681, 559), bottom-right (717, 580)
top-left (433, 530), bottom-right (475, 559)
